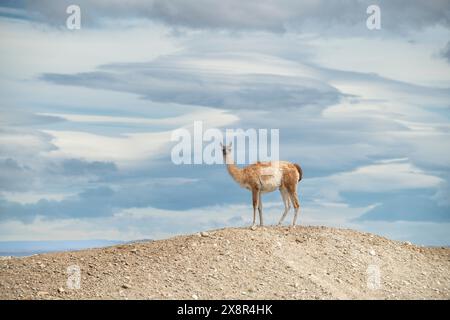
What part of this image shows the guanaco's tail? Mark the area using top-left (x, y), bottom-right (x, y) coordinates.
top-left (294, 163), bottom-right (303, 182)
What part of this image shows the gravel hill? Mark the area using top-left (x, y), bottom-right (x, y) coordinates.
top-left (0, 226), bottom-right (449, 300)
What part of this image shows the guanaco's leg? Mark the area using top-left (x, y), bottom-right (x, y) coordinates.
top-left (277, 188), bottom-right (291, 226)
top-left (251, 189), bottom-right (259, 228)
top-left (258, 192), bottom-right (263, 226)
top-left (289, 186), bottom-right (301, 227)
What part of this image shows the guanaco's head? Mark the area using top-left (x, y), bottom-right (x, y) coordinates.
top-left (220, 142), bottom-right (232, 158)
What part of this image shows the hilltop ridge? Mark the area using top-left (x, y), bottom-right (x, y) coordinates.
top-left (0, 226), bottom-right (449, 300)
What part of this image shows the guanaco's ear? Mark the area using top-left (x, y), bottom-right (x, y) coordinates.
top-left (227, 142), bottom-right (232, 148)
top-left (220, 142), bottom-right (223, 148)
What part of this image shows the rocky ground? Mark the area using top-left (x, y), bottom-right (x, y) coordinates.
top-left (0, 226), bottom-right (449, 300)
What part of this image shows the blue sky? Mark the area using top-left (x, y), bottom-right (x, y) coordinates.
top-left (0, 0), bottom-right (449, 245)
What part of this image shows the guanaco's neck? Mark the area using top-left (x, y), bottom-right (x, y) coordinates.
top-left (225, 153), bottom-right (244, 184)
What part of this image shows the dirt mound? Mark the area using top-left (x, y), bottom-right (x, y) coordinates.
top-left (0, 226), bottom-right (449, 300)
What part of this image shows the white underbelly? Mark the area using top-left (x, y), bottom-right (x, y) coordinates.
top-left (259, 170), bottom-right (282, 193)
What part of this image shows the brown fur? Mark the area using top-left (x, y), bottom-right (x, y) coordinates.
top-left (294, 163), bottom-right (303, 181)
top-left (222, 144), bottom-right (302, 227)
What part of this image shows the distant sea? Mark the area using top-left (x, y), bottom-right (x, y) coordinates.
top-left (0, 240), bottom-right (126, 257)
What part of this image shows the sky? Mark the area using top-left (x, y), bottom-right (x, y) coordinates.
top-left (0, 0), bottom-right (449, 245)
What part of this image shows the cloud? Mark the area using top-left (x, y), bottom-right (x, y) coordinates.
top-left (42, 129), bottom-right (172, 166)
top-left (0, 202), bottom-right (263, 241)
top-left (304, 159), bottom-right (443, 200)
top-left (58, 159), bottom-right (117, 176)
top-left (11, 0), bottom-right (450, 34)
top-left (0, 169), bottom-right (232, 222)
top-left (39, 50), bottom-right (450, 114)
top-left (0, 129), bottom-right (56, 158)
top-left (0, 109), bottom-right (64, 127)
top-left (307, 32), bottom-right (450, 86)
top-left (299, 159), bottom-right (449, 222)
top-left (38, 109), bottom-right (238, 129)
top-left (353, 220), bottom-right (450, 245)
top-left (1, 200), bottom-right (449, 245)
top-left (0, 158), bottom-right (34, 192)
top-left (331, 160), bottom-right (443, 192)
top-left (0, 191), bottom-right (74, 205)
top-left (440, 41), bottom-right (450, 63)
top-left (356, 193), bottom-right (449, 222)
top-left (40, 57), bottom-right (343, 111)
top-left (40, 107), bottom-right (238, 166)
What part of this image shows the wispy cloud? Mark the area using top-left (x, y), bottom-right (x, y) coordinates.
top-left (15, 0), bottom-right (450, 34)
top-left (440, 41), bottom-right (450, 63)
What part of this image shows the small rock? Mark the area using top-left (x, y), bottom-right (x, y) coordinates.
top-left (58, 287), bottom-right (65, 293)
top-left (192, 294), bottom-right (199, 300)
top-left (122, 284), bottom-right (132, 289)
top-left (200, 231), bottom-right (209, 237)
top-left (369, 249), bottom-right (376, 256)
